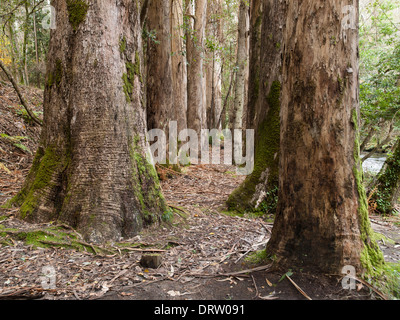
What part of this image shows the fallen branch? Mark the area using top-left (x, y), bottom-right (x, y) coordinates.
top-left (0, 59), bottom-right (43, 126)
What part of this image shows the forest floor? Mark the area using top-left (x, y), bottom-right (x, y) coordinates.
top-left (0, 81), bottom-right (399, 301)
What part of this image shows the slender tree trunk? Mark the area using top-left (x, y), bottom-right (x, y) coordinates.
top-left (33, 2), bottom-right (40, 88)
top-left (10, 0), bottom-right (166, 243)
top-left (186, 0), bottom-right (207, 134)
top-left (266, 0), bottom-right (384, 274)
top-left (205, 0), bottom-right (222, 129)
top-left (22, 1), bottom-right (30, 86)
top-left (227, 0), bottom-right (282, 213)
top-left (246, 0), bottom-right (262, 130)
top-left (231, 0), bottom-right (249, 130)
top-left (171, 0), bottom-right (188, 133)
top-left (146, 0), bottom-right (173, 133)
top-left (6, 21), bottom-right (19, 83)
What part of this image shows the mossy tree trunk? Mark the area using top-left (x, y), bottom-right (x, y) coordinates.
top-left (10, 0), bottom-right (167, 243)
top-left (266, 0), bottom-right (384, 274)
top-left (227, 0), bottom-right (284, 213)
top-left (372, 136), bottom-right (400, 214)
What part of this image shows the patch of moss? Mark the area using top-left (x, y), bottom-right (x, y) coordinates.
top-left (129, 137), bottom-right (166, 225)
top-left (245, 249), bottom-right (268, 265)
top-left (119, 36), bottom-right (127, 54)
top-left (122, 52), bottom-right (142, 102)
top-left (9, 145), bottom-right (69, 220)
top-left (66, 0), bottom-right (89, 31)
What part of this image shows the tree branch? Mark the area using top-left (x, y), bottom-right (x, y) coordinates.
top-left (0, 60), bottom-right (43, 126)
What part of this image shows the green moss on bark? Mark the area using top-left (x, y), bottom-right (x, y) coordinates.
top-left (129, 138), bottom-right (166, 225)
top-left (8, 145), bottom-right (69, 220)
top-left (66, 0), bottom-right (89, 31)
top-left (227, 81), bottom-right (281, 213)
top-left (122, 52), bottom-right (142, 102)
top-left (352, 109), bottom-right (385, 276)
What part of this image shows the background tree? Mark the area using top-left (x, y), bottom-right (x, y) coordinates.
top-left (145, 0), bottom-right (174, 133)
top-left (8, 0), bottom-right (167, 243)
top-left (230, 0), bottom-right (249, 130)
top-left (186, 0), bottom-right (208, 135)
top-left (227, 0), bottom-right (282, 214)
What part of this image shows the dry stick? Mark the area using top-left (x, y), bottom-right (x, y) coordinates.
top-left (0, 59), bottom-right (43, 126)
top-left (286, 275), bottom-right (313, 301)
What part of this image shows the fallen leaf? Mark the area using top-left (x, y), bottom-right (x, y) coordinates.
top-left (266, 278), bottom-right (273, 287)
top-left (167, 290), bottom-right (181, 297)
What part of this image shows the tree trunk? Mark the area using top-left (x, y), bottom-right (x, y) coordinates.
top-left (372, 136), bottom-right (400, 214)
top-left (6, 21), bottom-right (20, 83)
top-left (231, 0), bottom-right (249, 130)
top-left (246, 0), bottom-right (262, 130)
top-left (22, 1), bottom-right (30, 86)
top-left (146, 0), bottom-right (173, 133)
top-left (266, 0), bottom-right (384, 274)
top-left (33, 1), bottom-right (41, 88)
top-left (227, 0), bottom-right (281, 213)
top-left (171, 0), bottom-right (188, 133)
top-left (205, 0), bottom-right (222, 129)
top-left (10, 0), bottom-right (166, 243)
top-left (186, 0), bottom-right (207, 134)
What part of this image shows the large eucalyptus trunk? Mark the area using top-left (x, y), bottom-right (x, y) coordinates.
top-left (11, 0), bottom-right (166, 243)
top-left (227, 0), bottom-right (281, 213)
top-left (266, 0), bottom-right (384, 274)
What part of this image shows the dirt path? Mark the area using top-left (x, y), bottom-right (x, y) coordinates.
top-left (1, 160), bottom-right (399, 300)
top-left (0, 82), bottom-right (399, 300)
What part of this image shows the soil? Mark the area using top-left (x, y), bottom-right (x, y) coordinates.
top-left (0, 81), bottom-right (399, 301)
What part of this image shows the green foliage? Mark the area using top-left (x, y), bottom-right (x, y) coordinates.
top-left (0, 133), bottom-right (31, 154)
top-left (359, 0), bottom-right (400, 143)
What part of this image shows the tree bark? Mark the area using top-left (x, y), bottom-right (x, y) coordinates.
top-left (10, 0), bottom-right (166, 243)
top-left (231, 0), bottom-right (249, 130)
top-left (205, 0), bottom-right (222, 129)
top-left (246, 0), bottom-right (262, 131)
top-left (171, 0), bottom-right (188, 133)
top-left (266, 0), bottom-right (384, 274)
top-left (186, 0), bottom-right (207, 134)
top-left (227, 0), bottom-right (281, 213)
top-left (146, 0), bottom-right (174, 133)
